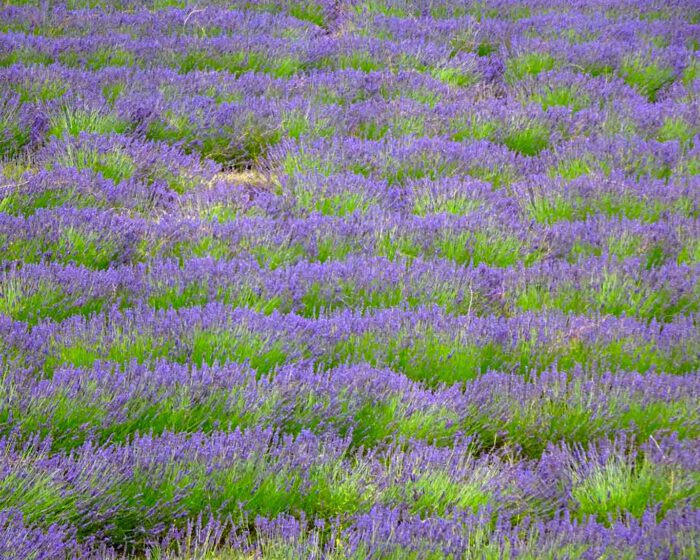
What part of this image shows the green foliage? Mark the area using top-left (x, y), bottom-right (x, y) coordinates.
top-left (451, 117), bottom-right (499, 142)
top-left (437, 231), bottom-right (524, 267)
top-left (337, 52), bottom-right (382, 72)
top-left (0, 279), bottom-right (110, 325)
top-left (46, 327), bottom-right (288, 376)
top-left (657, 118), bottom-right (696, 144)
top-left (86, 48), bottom-right (134, 70)
top-left (412, 192), bottom-right (482, 216)
top-left (683, 58), bottom-right (699, 85)
top-left (327, 331), bottom-right (507, 386)
top-left (48, 108), bottom-right (130, 138)
top-left (620, 56), bottom-right (675, 102)
top-left (289, 176), bottom-right (372, 216)
top-left (506, 52), bottom-right (556, 82)
top-left (433, 67), bottom-right (477, 88)
top-left (289, 3), bottom-right (325, 27)
top-left (148, 281), bottom-right (284, 314)
top-left (0, 118), bottom-right (31, 159)
top-left (514, 272), bottom-right (696, 321)
top-left (572, 456), bottom-right (698, 522)
top-left (13, 79), bottom-right (66, 103)
top-left (178, 50), bottom-right (266, 75)
top-left (549, 158), bottom-right (594, 180)
top-left (384, 470), bottom-right (493, 516)
top-left (533, 86), bottom-right (590, 112)
top-left (2, 228), bottom-right (122, 270)
top-left (0, 48), bottom-right (53, 67)
top-left (503, 123), bottom-right (550, 156)
top-left (50, 143), bottom-right (136, 183)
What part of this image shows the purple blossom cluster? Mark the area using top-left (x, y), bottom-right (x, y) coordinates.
top-left (0, 0), bottom-right (698, 557)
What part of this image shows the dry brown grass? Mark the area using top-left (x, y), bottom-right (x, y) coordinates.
top-left (211, 170), bottom-right (279, 191)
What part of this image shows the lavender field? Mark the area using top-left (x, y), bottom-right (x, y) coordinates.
top-left (0, 0), bottom-right (699, 558)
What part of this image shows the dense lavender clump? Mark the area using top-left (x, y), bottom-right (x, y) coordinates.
top-left (0, 0), bottom-right (698, 557)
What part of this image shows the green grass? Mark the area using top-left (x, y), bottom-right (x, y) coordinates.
top-left (178, 50), bottom-right (266, 75)
top-left (336, 52), bottom-right (383, 73)
top-left (383, 469), bottom-right (493, 516)
top-left (281, 148), bottom-right (338, 178)
top-left (383, 157), bottom-right (461, 186)
top-left (0, 279), bottom-right (111, 325)
top-left (526, 190), bottom-right (691, 225)
top-left (451, 118), bottom-right (499, 142)
top-left (620, 56), bottom-right (675, 102)
top-left (432, 67), bottom-right (477, 88)
top-left (353, 1), bottom-right (410, 18)
top-left (0, 48), bottom-right (53, 67)
top-left (0, 435), bottom-right (369, 550)
top-left (549, 158), bottom-right (595, 181)
top-left (657, 118), bottom-right (696, 144)
top-left (678, 238), bottom-right (700, 264)
top-left (85, 47), bottom-right (134, 70)
top-left (2, 383), bottom-right (279, 452)
top-left (48, 108), bottom-right (130, 138)
top-left (374, 231), bottom-right (422, 261)
top-left (46, 327), bottom-right (289, 376)
top-left (323, 327), bottom-right (698, 384)
top-left (532, 86), bottom-right (590, 112)
top-left (503, 123), bottom-right (550, 156)
top-left (141, 234), bottom-right (233, 263)
top-left (683, 58), bottom-right (699, 85)
top-left (526, 193), bottom-right (579, 224)
top-left (412, 192), bottom-right (482, 216)
top-left (327, 331), bottom-right (507, 386)
top-left (267, 56), bottom-right (307, 79)
top-left (150, 281), bottom-right (284, 314)
top-left (51, 143), bottom-right (136, 183)
top-left (513, 273), bottom-right (697, 321)
top-left (251, 243), bottom-right (306, 269)
top-left (146, 112), bottom-right (195, 145)
top-left (0, 188), bottom-right (91, 216)
top-left (496, 390), bottom-right (699, 457)
top-left (289, 181), bottom-right (373, 216)
top-left (571, 455), bottom-right (698, 522)
top-left (2, 228), bottom-right (123, 270)
top-left (12, 79), bottom-right (67, 103)
top-left (436, 230), bottom-right (526, 267)
top-left (298, 278), bottom-right (476, 318)
top-left (289, 3), bottom-right (325, 26)
top-left (190, 329), bottom-right (288, 373)
top-left (152, 0), bottom-right (185, 8)
top-left (0, 118), bottom-right (31, 159)
top-left (506, 52), bottom-right (556, 82)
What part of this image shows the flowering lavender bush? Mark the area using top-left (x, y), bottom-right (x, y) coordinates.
top-left (0, 0), bottom-right (698, 557)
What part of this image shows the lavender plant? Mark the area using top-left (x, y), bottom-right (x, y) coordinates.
top-left (0, 0), bottom-right (698, 557)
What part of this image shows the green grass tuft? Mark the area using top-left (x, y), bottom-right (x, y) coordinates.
top-left (506, 52), bottom-right (556, 82)
top-left (620, 56), bottom-right (675, 102)
top-left (503, 123), bottom-right (550, 156)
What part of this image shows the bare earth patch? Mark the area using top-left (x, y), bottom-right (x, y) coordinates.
top-left (212, 170), bottom-right (278, 191)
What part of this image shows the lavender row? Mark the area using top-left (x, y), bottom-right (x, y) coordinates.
top-left (2, 11), bottom-right (694, 75)
top-left (2, 359), bottom-right (698, 455)
top-left (1, 205), bottom-right (696, 272)
top-left (4, 165), bottom-right (699, 235)
top-left (5, 58), bottom-right (695, 112)
top-left (3, 304), bottom-right (697, 378)
top-left (0, 424), bottom-right (697, 553)
top-left (2, 505), bottom-right (699, 559)
top-left (3, 76), bottom-right (698, 170)
top-left (1, 254), bottom-right (698, 325)
top-left (2, 1), bottom-right (697, 36)
top-left (0, 0), bottom-right (697, 555)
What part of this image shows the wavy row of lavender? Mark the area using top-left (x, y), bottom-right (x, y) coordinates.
top-left (0, 0), bottom-right (699, 558)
